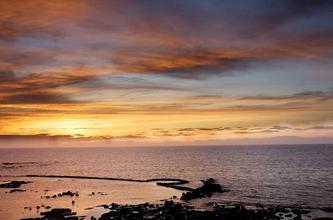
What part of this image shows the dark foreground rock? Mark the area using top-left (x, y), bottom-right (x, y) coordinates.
top-left (41, 208), bottom-right (82, 220)
top-left (21, 208), bottom-right (83, 220)
top-left (321, 207), bottom-right (333, 213)
top-left (98, 200), bottom-right (301, 220)
top-left (180, 178), bottom-right (226, 200)
top-left (20, 202), bottom-right (332, 220)
top-left (0, 180), bottom-right (30, 188)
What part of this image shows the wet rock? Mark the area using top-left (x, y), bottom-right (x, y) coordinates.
top-left (0, 180), bottom-right (30, 188)
top-left (163, 200), bottom-right (174, 208)
top-left (40, 208), bottom-right (77, 219)
top-left (97, 204), bottom-right (109, 209)
top-left (62, 191), bottom-right (77, 197)
top-left (321, 207), bottom-right (333, 213)
top-left (88, 192), bottom-right (96, 196)
top-left (9, 189), bottom-right (26, 193)
top-left (97, 201), bottom-right (283, 220)
top-left (292, 208), bottom-right (311, 215)
top-left (274, 207), bottom-right (289, 213)
top-left (110, 203), bottom-right (119, 209)
top-left (313, 218), bottom-right (333, 220)
top-left (20, 218), bottom-right (41, 220)
top-left (45, 191), bottom-right (79, 199)
top-left (66, 217), bottom-right (79, 220)
top-left (181, 178), bottom-right (225, 200)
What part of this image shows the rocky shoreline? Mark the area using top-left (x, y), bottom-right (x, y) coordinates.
top-left (20, 200), bottom-right (333, 220)
top-left (1, 177), bottom-right (332, 220)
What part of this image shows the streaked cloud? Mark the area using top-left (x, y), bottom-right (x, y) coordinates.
top-left (241, 90), bottom-right (333, 101)
top-left (0, 0), bottom-right (333, 146)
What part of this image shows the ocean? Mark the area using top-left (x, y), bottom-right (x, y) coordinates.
top-left (0, 144), bottom-right (332, 219)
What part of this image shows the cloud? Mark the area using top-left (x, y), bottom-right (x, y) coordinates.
top-left (0, 134), bottom-right (73, 140)
top-left (0, 71), bottom-right (97, 104)
top-left (0, 133), bottom-right (146, 142)
top-left (0, 0), bottom-right (333, 144)
top-left (1, 0), bottom-right (333, 79)
top-left (0, 0), bottom-right (87, 40)
top-left (179, 127), bottom-right (231, 132)
top-left (234, 125), bottom-right (333, 134)
top-left (107, 31), bottom-right (333, 78)
top-left (240, 90), bottom-right (333, 101)
top-left (216, 136), bottom-right (333, 145)
top-left (110, 49), bottom-right (251, 78)
top-left (0, 93), bottom-right (73, 104)
top-left (96, 0), bottom-right (333, 77)
top-left (76, 75), bottom-right (187, 91)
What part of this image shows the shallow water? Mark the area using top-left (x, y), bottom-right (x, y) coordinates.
top-left (0, 177), bottom-right (180, 219)
top-left (0, 144), bottom-right (332, 218)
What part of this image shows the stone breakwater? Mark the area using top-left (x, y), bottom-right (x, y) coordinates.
top-left (24, 175), bottom-right (198, 193)
top-left (24, 175), bottom-right (226, 201)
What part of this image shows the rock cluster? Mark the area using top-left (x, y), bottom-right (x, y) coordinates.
top-left (21, 202), bottom-right (332, 220)
top-left (98, 200), bottom-right (312, 220)
top-left (180, 178), bottom-right (226, 200)
top-left (42, 191), bottom-right (79, 199)
top-left (58, 191), bottom-right (79, 197)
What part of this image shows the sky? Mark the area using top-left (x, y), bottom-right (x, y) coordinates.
top-left (0, 0), bottom-right (333, 147)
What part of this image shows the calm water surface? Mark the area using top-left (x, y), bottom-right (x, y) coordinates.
top-left (1, 144), bottom-right (332, 208)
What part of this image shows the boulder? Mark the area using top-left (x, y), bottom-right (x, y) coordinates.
top-left (181, 178), bottom-right (225, 200)
top-left (0, 180), bottom-right (30, 188)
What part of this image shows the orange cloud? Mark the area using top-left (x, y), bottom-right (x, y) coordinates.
top-left (1, 0), bottom-right (333, 145)
top-left (0, 0), bottom-right (88, 39)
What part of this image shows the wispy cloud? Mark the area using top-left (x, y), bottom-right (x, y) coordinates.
top-left (240, 90), bottom-right (333, 101)
top-left (1, 0), bottom-right (333, 145)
